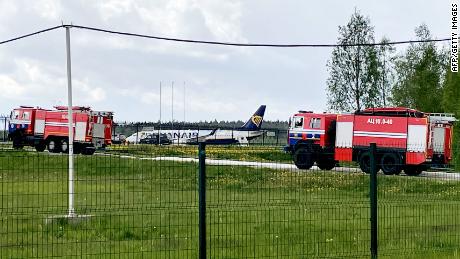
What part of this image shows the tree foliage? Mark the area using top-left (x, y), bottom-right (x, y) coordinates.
top-left (376, 37), bottom-right (395, 107)
top-left (442, 69), bottom-right (460, 117)
top-left (391, 24), bottom-right (447, 112)
top-left (327, 9), bottom-right (380, 112)
top-left (443, 71), bottom-right (460, 169)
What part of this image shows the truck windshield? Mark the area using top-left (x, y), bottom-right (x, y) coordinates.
top-left (292, 117), bottom-right (303, 128)
top-left (11, 110), bottom-right (19, 119)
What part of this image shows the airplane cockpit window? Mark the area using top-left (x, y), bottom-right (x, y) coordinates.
top-left (293, 117), bottom-right (303, 128)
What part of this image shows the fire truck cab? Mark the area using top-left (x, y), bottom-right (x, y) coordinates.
top-left (8, 106), bottom-right (113, 155)
top-left (286, 111), bottom-right (338, 170)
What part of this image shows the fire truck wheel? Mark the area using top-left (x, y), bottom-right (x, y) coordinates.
top-left (82, 147), bottom-right (96, 155)
top-left (404, 166), bottom-right (423, 176)
top-left (293, 146), bottom-right (314, 170)
top-left (35, 142), bottom-right (46, 152)
top-left (316, 156), bottom-right (335, 170)
top-left (47, 139), bottom-right (60, 153)
top-left (60, 139), bottom-right (69, 153)
top-left (73, 144), bottom-right (81, 154)
top-left (12, 136), bottom-right (23, 149)
top-left (358, 152), bottom-right (372, 174)
top-left (380, 153), bottom-right (402, 175)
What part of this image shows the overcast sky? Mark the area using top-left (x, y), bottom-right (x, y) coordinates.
top-left (0, 0), bottom-right (451, 123)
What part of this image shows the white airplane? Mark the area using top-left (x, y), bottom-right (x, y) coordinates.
top-left (125, 105), bottom-right (266, 145)
top-left (125, 129), bottom-right (212, 144)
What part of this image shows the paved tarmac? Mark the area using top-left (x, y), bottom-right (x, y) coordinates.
top-left (110, 154), bottom-right (460, 181)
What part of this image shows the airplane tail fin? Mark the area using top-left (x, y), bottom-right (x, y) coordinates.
top-left (240, 105), bottom-right (266, 130)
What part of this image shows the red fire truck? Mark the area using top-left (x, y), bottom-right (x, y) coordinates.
top-left (8, 106), bottom-right (113, 155)
top-left (285, 107), bottom-right (456, 176)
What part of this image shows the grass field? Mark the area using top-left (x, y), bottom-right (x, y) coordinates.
top-left (3, 140), bottom-right (460, 170)
top-left (2, 149), bottom-right (460, 258)
top-left (108, 144), bottom-right (293, 163)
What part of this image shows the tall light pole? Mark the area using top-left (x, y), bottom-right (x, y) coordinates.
top-left (46, 25), bottom-right (90, 224)
top-left (159, 81), bottom-right (162, 143)
top-left (183, 81), bottom-right (186, 125)
top-left (171, 81), bottom-right (174, 130)
top-left (65, 25), bottom-right (75, 217)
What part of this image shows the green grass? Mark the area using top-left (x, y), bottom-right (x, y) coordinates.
top-left (108, 144), bottom-right (293, 162)
top-left (107, 142), bottom-right (460, 172)
top-left (1, 150), bottom-right (460, 258)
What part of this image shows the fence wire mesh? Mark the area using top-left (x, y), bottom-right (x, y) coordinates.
top-left (112, 124), bottom-right (287, 146)
top-left (0, 144), bottom-right (199, 258)
top-left (0, 141), bottom-right (459, 258)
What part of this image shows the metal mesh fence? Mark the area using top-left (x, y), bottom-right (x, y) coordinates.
top-left (112, 124), bottom-right (287, 146)
top-left (0, 146), bottom-right (199, 258)
top-left (205, 145), bottom-right (370, 258)
top-left (1, 142), bottom-right (460, 258)
top-left (375, 142), bottom-right (460, 258)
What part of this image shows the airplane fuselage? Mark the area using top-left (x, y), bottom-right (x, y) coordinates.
top-left (125, 129), bottom-right (263, 145)
top-left (124, 105), bottom-right (266, 145)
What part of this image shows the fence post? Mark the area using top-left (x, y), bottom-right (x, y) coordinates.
top-left (112, 123), bottom-right (116, 140)
top-left (276, 129), bottom-right (279, 146)
top-left (198, 143), bottom-right (207, 259)
top-left (369, 142), bottom-right (378, 258)
top-left (136, 123), bottom-right (139, 143)
top-left (3, 117), bottom-right (7, 142)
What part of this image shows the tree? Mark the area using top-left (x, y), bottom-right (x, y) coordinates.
top-left (442, 68), bottom-right (460, 117)
top-left (442, 68), bottom-right (460, 170)
top-left (391, 24), bottom-right (446, 112)
top-left (376, 37), bottom-right (396, 106)
top-left (327, 9), bottom-right (380, 112)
